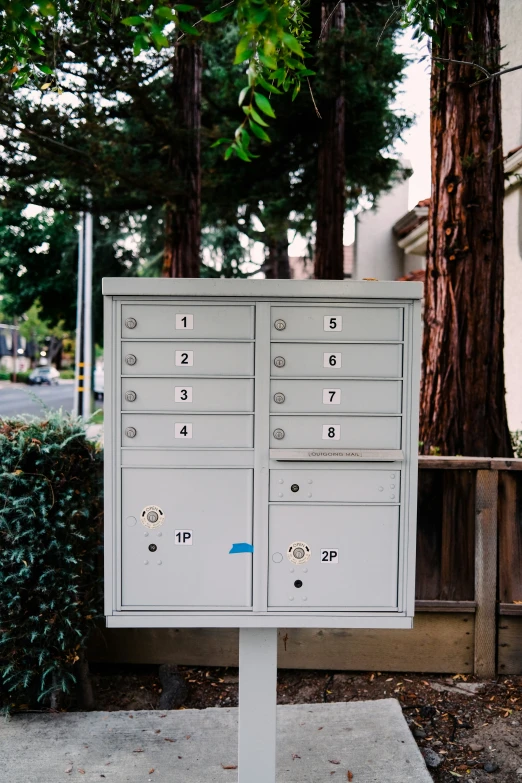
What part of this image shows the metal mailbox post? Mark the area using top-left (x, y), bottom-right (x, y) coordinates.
top-left (103, 278), bottom-right (423, 782)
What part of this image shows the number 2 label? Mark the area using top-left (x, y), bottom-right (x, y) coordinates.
top-left (322, 424), bottom-right (340, 440)
top-left (175, 350), bottom-right (193, 366)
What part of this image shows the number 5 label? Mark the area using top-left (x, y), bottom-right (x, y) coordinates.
top-left (322, 424), bottom-right (340, 440)
top-left (324, 315), bottom-right (342, 331)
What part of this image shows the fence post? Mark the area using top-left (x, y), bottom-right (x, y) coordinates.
top-left (474, 469), bottom-right (498, 677)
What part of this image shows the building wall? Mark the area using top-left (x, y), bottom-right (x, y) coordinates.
top-left (354, 174), bottom-right (410, 281)
top-left (500, 0), bottom-right (522, 154)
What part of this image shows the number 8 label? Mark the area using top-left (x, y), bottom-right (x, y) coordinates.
top-left (322, 424), bottom-right (340, 440)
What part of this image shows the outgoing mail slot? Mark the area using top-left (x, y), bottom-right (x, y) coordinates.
top-left (270, 469), bottom-right (400, 503)
top-left (122, 341), bottom-right (254, 376)
top-left (270, 343), bottom-right (402, 378)
top-left (122, 305), bottom-right (254, 339)
top-left (268, 505), bottom-right (399, 609)
top-left (271, 306), bottom-right (403, 342)
top-left (270, 415), bottom-right (401, 449)
top-left (122, 414), bottom-right (253, 448)
top-left (121, 468), bottom-right (253, 607)
top-left (122, 378), bottom-right (254, 412)
top-left (269, 380), bottom-right (402, 414)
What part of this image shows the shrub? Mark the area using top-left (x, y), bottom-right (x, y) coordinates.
top-left (0, 411), bottom-right (103, 710)
top-left (59, 369), bottom-right (75, 379)
top-left (512, 431), bottom-right (522, 459)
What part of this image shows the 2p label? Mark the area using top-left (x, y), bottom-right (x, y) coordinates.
top-left (321, 549), bottom-right (339, 564)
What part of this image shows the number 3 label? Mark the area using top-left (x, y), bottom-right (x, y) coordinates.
top-left (322, 424), bottom-right (340, 440)
top-left (324, 315), bottom-right (342, 331)
top-left (175, 386), bottom-right (192, 403)
top-left (175, 423), bottom-right (193, 438)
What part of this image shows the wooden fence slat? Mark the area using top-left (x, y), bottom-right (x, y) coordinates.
top-left (416, 470), bottom-right (443, 600)
top-left (440, 471), bottom-right (475, 601)
top-left (499, 472), bottom-right (522, 603)
top-left (474, 470), bottom-right (499, 677)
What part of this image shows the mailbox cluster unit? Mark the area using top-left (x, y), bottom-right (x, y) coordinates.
top-left (103, 279), bottom-right (422, 629)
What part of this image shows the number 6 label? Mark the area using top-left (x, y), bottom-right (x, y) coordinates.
top-left (324, 353), bottom-right (341, 368)
top-left (322, 424), bottom-right (340, 440)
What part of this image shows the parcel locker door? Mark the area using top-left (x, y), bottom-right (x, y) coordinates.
top-left (270, 306), bottom-right (403, 342)
top-left (122, 305), bottom-right (255, 339)
top-left (268, 505), bottom-right (399, 609)
top-left (122, 378), bottom-right (254, 412)
top-left (122, 341), bottom-right (254, 376)
top-left (270, 469), bottom-right (400, 503)
top-left (121, 468), bottom-right (253, 607)
top-left (270, 343), bottom-right (403, 378)
top-left (270, 415), bottom-right (401, 450)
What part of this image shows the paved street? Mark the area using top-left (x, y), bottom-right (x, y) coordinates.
top-left (0, 381), bottom-right (102, 417)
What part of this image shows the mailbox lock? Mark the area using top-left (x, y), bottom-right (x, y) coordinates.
top-left (274, 319), bottom-right (286, 331)
top-left (273, 428), bottom-right (285, 440)
top-left (291, 484), bottom-right (299, 493)
top-left (273, 392), bottom-right (285, 404)
top-left (147, 511), bottom-right (158, 523)
top-left (141, 505), bottom-right (165, 529)
top-left (125, 427), bottom-right (137, 438)
top-left (294, 580), bottom-right (303, 589)
top-left (148, 543), bottom-right (158, 552)
top-left (125, 317), bottom-right (137, 329)
top-left (125, 354), bottom-right (137, 366)
top-left (274, 356), bottom-right (285, 368)
top-left (125, 390), bottom-right (137, 402)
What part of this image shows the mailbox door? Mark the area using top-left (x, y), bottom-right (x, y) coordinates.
top-left (269, 379), bottom-right (402, 414)
top-left (122, 305), bottom-right (255, 339)
top-left (270, 468), bottom-right (400, 503)
top-left (269, 415), bottom-right (401, 449)
top-left (268, 505), bottom-right (399, 609)
top-left (270, 306), bottom-right (403, 342)
top-left (270, 343), bottom-right (403, 378)
top-left (122, 414), bottom-right (253, 448)
top-left (122, 341), bottom-right (254, 376)
top-left (122, 378), bottom-right (254, 412)
top-left (121, 468), bottom-right (253, 607)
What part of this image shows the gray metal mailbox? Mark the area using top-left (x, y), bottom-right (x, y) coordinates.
top-left (103, 278), bottom-right (422, 783)
top-left (103, 278), bottom-right (422, 630)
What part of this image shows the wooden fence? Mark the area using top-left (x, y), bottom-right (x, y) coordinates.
top-left (89, 457), bottom-right (522, 676)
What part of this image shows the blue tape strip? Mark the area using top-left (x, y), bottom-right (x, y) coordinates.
top-left (229, 542), bottom-right (254, 554)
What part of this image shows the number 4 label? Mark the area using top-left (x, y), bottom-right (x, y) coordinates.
top-left (175, 423), bottom-right (193, 438)
top-left (321, 549), bottom-right (339, 563)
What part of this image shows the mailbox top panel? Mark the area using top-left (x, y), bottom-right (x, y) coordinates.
top-left (103, 278), bottom-right (423, 300)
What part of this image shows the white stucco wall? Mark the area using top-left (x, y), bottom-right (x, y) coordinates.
top-left (354, 174), bottom-right (410, 281)
top-left (501, 0), bottom-right (522, 431)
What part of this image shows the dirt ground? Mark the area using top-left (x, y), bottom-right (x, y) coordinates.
top-left (66, 665), bottom-right (522, 782)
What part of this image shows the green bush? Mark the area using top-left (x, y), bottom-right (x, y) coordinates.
top-left (0, 370), bottom-right (31, 383)
top-left (512, 431), bottom-right (522, 459)
top-left (59, 369), bottom-right (75, 379)
top-left (0, 412), bottom-right (103, 710)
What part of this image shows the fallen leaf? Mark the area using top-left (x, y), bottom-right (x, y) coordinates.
top-left (292, 753), bottom-right (301, 760)
top-left (221, 763), bottom-right (238, 770)
top-left (185, 735), bottom-right (191, 739)
top-left (133, 748), bottom-right (144, 753)
top-left (329, 760), bottom-right (341, 765)
top-left (178, 756), bottom-right (182, 759)
top-left (149, 769), bottom-right (155, 774)
top-left (164, 738), bottom-right (176, 743)
top-left (155, 729), bottom-right (161, 734)
top-left (347, 772), bottom-right (354, 781)
top-left (65, 764), bottom-right (73, 774)
top-left (78, 770), bottom-right (85, 775)
top-left (318, 726), bottom-right (324, 731)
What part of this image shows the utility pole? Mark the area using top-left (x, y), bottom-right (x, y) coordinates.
top-left (74, 208), bottom-right (93, 417)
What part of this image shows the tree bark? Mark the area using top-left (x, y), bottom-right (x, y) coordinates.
top-left (263, 235), bottom-right (290, 279)
top-left (314, 1), bottom-right (345, 280)
top-left (162, 39), bottom-right (202, 278)
top-left (420, 0), bottom-right (512, 457)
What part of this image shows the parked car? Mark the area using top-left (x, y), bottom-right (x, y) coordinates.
top-left (94, 365), bottom-right (104, 400)
top-left (28, 366), bottom-right (60, 385)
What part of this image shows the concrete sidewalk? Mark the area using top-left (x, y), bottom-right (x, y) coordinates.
top-left (0, 699), bottom-right (431, 783)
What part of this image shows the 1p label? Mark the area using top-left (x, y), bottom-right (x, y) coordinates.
top-left (321, 549), bottom-right (339, 564)
top-left (175, 530), bottom-right (193, 545)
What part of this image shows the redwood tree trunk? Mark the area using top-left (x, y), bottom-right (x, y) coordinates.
top-left (314, 1), bottom-right (345, 280)
top-left (162, 40), bottom-right (202, 278)
top-left (263, 235), bottom-right (290, 279)
top-left (420, 0), bottom-right (512, 457)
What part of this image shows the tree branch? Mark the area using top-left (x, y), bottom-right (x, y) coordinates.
top-left (432, 56), bottom-right (522, 87)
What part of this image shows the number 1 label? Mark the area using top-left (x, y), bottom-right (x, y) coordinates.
top-left (176, 314), bottom-right (193, 330)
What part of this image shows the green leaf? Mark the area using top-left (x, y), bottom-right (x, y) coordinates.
top-left (254, 91), bottom-right (276, 118)
top-left (281, 33), bottom-right (303, 57)
top-left (36, 1), bottom-right (56, 17)
top-left (121, 16), bottom-right (146, 26)
top-left (201, 8), bottom-right (233, 23)
top-left (155, 7), bottom-right (176, 20)
top-left (150, 27), bottom-right (170, 49)
top-left (174, 4), bottom-right (195, 10)
top-left (211, 138), bottom-right (230, 148)
top-left (235, 144), bottom-right (251, 163)
top-left (133, 34), bottom-right (151, 56)
top-left (178, 19), bottom-right (201, 36)
top-left (249, 119), bottom-right (271, 142)
top-left (238, 86), bottom-right (249, 106)
top-left (257, 75), bottom-right (282, 94)
top-left (249, 107), bottom-right (269, 126)
top-left (234, 49), bottom-right (252, 65)
top-left (258, 52), bottom-right (278, 70)
top-left (292, 83), bottom-right (300, 101)
top-left (12, 73), bottom-right (30, 89)
top-left (37, 64), bottom-right (53, 75)
top-left (234, 36), bottom-right (252, 64)
top-left (224, 146), bottom-right (234, 161)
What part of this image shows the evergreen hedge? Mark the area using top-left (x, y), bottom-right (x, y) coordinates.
top-left (0, 412), bottom-right (103, 710)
